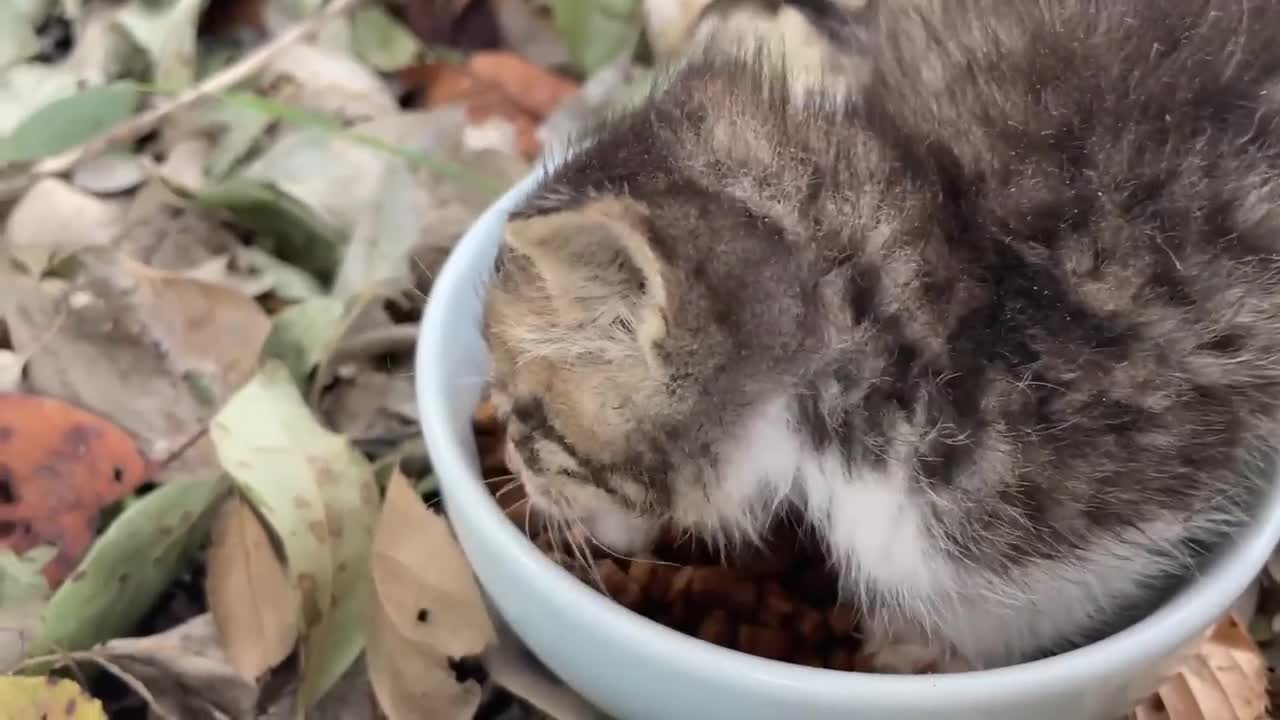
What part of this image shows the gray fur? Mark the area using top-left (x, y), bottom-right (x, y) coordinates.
top-left (483, 0), bottom-right (1280, 668)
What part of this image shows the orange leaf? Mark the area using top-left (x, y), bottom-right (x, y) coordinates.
top-left (0, 393), bottom-right (153, 587)
top-left (467, 51), bottom-right (579, 119)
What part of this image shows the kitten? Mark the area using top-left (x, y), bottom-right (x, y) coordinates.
top-left (482, 0), bottom-right (1280, 671)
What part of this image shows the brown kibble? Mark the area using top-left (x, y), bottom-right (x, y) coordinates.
top-left (627, 559), bottom-right (655, 587)
top-left (473, 401), bottom-right (498, 430)
top-left (645, 564), bottom-right (676, 603)
top-left (794, 606), bottom-right (828, 645)
top-left (828, 606), bottom-right (859, 637)
top-left (666, 566), bottom-right (695, 603)
top-left (736, 624), bottom-right (793, 661)
top-left (696, 609), bottom-right (733, 647)
top-left (827, 647), bottom-right (859, 672)
top-left (761, 581), bottom-right (795, 621)
top-left (599, 560), bottom-right (645, 609)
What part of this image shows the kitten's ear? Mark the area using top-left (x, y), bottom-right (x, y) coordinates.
top-left (504, 198), bottom-right (670, 349)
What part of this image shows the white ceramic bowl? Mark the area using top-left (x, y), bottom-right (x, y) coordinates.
top-left (416, 167), bottom-right (1280, 720)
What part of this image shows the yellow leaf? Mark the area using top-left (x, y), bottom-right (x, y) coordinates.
top-left (0, 676), bottom-right (107, 720)
top-left (206, 495), bottom-right (299, 682)
top-left (366, 469), bottom-right (496, 720)
top-left (1131, 614), bottom-right (1270, 720)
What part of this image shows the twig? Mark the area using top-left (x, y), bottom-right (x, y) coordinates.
top-left (33, 0), bottom-right (369, 176)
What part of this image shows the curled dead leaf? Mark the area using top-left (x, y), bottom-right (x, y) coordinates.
top-left (1130, 614), bottom-right (1269, 720)
top-left (206, 495), bottom-right (299, 683)
top-left (367, 469), bottom-right (496, 720)
top-left (96, 613), bottom-right (258, 720)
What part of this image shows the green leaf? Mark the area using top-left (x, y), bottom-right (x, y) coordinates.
top-left (351, 5), bottom-right (422, 72)
top-left (29, 474), bottom-right (228, 657)
top-left (112, 0), bottom-right (206, 91)
top-left (261, 297), bottom-right (348, 388)
top-left (211, 361), bottom-right (378, 710)
top-left (195, 177), bottom-right (343, 283)
top-left (0, 1), bottom-right (40, 69)
top-left (205, 101), bottom-right (275, 180)
top-left (549, 0), bottom-right (643, 75)
top-left (236, 246), bottom-right (327, 302)
top-left (0, 545), bottom-right (55, 607)
top-left (0, 81), bottom-right (142, 165)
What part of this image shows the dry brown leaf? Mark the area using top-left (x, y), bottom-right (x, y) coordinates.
top-left (3, 177), bottom-right (125, 275)
top-left (366, 469), bottom-right (497, 720)
top-left (113, 254), bottom-right (273, 398)
top-left (206, 495), bottom-right (299, 684)
top-left (97, 613), bottom-right (258, 720)
top-left (1130, 614), bottom-right (1269, 720)
top-left (261, 656), bottom-right (379, 720)
top-left (2, 275), bottom-right (210, 467)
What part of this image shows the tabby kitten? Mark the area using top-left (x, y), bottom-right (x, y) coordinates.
top-left (483, 0), bottom-right (1280, 671)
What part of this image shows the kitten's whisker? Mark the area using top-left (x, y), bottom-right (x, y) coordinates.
top-left (582, 530), bottom-right (682, 568)
top-left (482, 473), bottom-right (517, 485)
top-left (494, 479), bottom-right (524, 502)
top-left (566, 517), bottom-right (607, 593)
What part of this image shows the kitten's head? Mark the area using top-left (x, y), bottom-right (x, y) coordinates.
top-left (483, 175), bottom-right (816, 553)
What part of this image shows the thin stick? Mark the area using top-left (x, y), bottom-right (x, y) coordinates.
top-left (33, 0), bottom-right (368, 176)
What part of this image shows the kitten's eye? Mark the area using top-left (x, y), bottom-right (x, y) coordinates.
top-left (492, 252), bottom-right (507, 276)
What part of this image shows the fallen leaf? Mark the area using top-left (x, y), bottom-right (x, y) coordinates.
top-left (27, 473), bottom-right (227, 658)
top-left (322, 372), bottom-right (418, 443)
top-left (0, 63), bottom-right (80, 137)
top-left (1131, 614), bottom-right (1270, 720)
top-left (205, 495), bottom-right (298, 683)
top-left (0, 393), bottom-right (153, 587)
top-left (3, 178), bottom-right (125, 275)
top-left (203, 99), bottom-right (275, 181)
top-left (113, 0), bottom-right (205, 90)
top-left (0, 545), bottom-right (55, 607)
top-left (0, 81), bottom-right (141, 166)
top-left (96, 613), bottom-right (258, 720)
top-left (260, 297), bottom-right (348, 389)
top-left (351, 5), bottom-right (422, 72)
top-left (233, 246), bottom-right (327, 301)
top-left (0, 676), bottom-right (106, 719)
top-left (196, 175), bottom-right (344, 284)
top-left (0, 351), bottom-right (23, 393)
top-left (332, 157), bottom-right (421, 298)
top-left (468, 51), bottom-right (579, 119)
top-left (2, 275), bottom-right (213, 468)
top-left (104, 254), bottom-right (274, 398)
top-left (0, 2), bottom-right (40, 70)
top-left (70, 151), bottom-right (148, 196)
top-left (490, 0), bottom-right (572, 68)
top-left (258, 43), bottom-right (400, 125)
top-left (484, 630), bottom-right (604, 720)
top-left (211, 361), bottom-right (377, 710)
top-left (548, 0), bottom-right (643, 75)
top-left (366, 469), bottom-right (496, 720)
top-left (261, 654), bottom-right (378, 720)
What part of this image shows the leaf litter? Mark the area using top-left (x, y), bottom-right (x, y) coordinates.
top-left (0, 0), bottom-right (1271, 718)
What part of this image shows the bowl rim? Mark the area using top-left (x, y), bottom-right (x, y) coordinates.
top-left (417, 165), bottom-right (1280, 706)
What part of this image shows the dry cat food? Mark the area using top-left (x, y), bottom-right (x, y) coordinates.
top-left (474, 403), bottom-right (868, 671)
